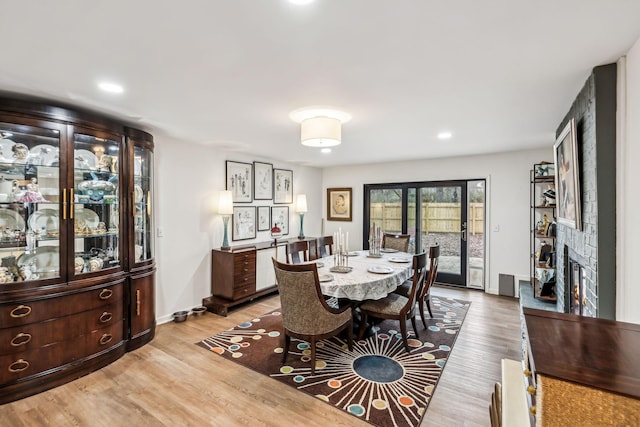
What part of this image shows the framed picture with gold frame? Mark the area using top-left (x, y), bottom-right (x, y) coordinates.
top-left (327, 187), bottom-right (352, 221)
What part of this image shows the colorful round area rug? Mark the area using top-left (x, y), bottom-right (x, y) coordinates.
top-left (197, 296), bottom-right (470, 427)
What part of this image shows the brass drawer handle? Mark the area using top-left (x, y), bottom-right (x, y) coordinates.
top-left (11, 333), bottom-right (32, 347)
top-left (523, 368), bottom-right (532, 377)
top-left (99, 289), bottom-right (113, 300)
top-left (99, 312), bottom-right (113, 323)
top-left (10, 305), bottom-right (32, 318)
top-left (99, 334), bottom-right (113, 345)
top-left (529, 406), bottom-right (536, 416)
top-left (9, 359), bottom-right (29, 373)
top-left (527, 385), bottom-right (536, 395)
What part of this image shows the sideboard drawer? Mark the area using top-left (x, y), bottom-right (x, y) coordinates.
top-left (0, 283), bottom-right (123, 328)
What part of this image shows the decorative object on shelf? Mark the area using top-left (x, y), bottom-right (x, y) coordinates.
top-left (535, 161), bottom-right (555, 177)
top-left (554, 118), bottom-right (581, 229)
top-left (270, 222), bottom-right (282, 244)
top-left (253, 161), bottom-right (273, 200)
top-left (530, 162), bottom-right (557, 301)
top-left (273, 168), bottom-right (293, 204)
top-left (218, 190), bottom-right (233, 250)
top-left (289, 106), bottom-right (352, 147)
top-left (257, 206), bottom-right (270, 231)
top-left (296, 194), bottom-right (307, 239)
top-left (327, 187), bottom-right (352, 222)
top-left (271, 206), bottom-right (289, 235)
top-left (225, 160), bottom-right (253, 203)
top-left (232, 206), bottom-right (256, 241)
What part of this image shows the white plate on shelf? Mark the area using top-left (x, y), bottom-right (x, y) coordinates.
top-left (74, 208), bottom-right (100, 229)
top-left (17, 246), bottom-right (60, 277)
top-left (380, 248), bottom-right (399, 253)
top-left (0, 139), bottom-right (16, 162)
top-left (28, 209), bottom-right (60, 233)
top-left (368, 266), bottom-right (394, 274)
top-left (319, 274), bottom-right (334, 283)
top-left (0, 208), bottom-right (25, 231)
top-left (74, 149), bottom-right (97, 170)
top-left (134, 184), bottom-right (143, 203)
top-left (388, 257), bottom-right (411, 263)
top-left (29, 144), bottom-right (59, 166)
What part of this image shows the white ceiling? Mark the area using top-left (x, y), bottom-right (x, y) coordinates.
top-left (1, 1), bottom-right (639, 167)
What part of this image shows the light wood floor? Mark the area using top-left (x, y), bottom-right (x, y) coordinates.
top-left (0, 286), bottom-right (523, 427)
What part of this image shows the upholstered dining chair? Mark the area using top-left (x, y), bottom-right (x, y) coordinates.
top-left (382, 233), bottom-right (411, 252)
top-left (316, 235), bottom-right (334, 258)
top-left (357, 251), bottom-right (427, 352)
top-left (285, 240), bottom-right (309, 264)
top-left (272, 258), bottom-right (353, 375)
top-left (395, 244), bottom-right (440, 329)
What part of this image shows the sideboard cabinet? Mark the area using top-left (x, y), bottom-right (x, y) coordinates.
top-left (0, 96), bottom-right (155, 404)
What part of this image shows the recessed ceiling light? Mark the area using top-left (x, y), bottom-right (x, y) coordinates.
top-left (98, 82), bottom-right (124, 94)
top-left (289, 0), bottom-right (314, 4)
top-left (321, 148), bottom-right (331, 154)
top-left (437, 131), bottom-right (452, 140)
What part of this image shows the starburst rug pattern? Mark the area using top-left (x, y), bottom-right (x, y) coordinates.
top-left (196, 296), bottom-right (470, 427)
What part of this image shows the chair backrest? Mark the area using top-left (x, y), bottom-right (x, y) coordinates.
top-left (406, 251), bottom-right (428, 310)
top-left (272, 258), bottom-right (340, 334)
top-left (308, 239), bottom-right (319, 261)
top-left (420, 244), bottom-right (440, 300)
top-left (382, 233), bottom-right (410, 252)
top-left (316, 235), bottom-right (334, 258)
top-left (285, 240), bottom-right (309, 264)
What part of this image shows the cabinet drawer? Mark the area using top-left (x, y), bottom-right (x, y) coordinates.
top-left (233, 284), bottom-right (256, 300)
top-left (233, 254), bottom-right (256, 274)
top-left (0, 320), bottom-right (124, 384)
top-left (0, 301), bottom-right (123, 355)
top-left (0, 283), bottom-right (123, 328)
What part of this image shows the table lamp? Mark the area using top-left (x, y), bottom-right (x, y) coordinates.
top-left (296, 194), bottom-right (308, 239)
top-left (219, 190), bottom-right (233, 249)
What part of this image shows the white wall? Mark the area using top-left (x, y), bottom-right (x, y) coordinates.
top-left (154, 136), bottom-right (322, 323)
top-left (322, 147), bottom-right (551, 294)
top-left (617, 36), bottom-right (640, 323)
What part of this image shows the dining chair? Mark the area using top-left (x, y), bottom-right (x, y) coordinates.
top-left (308, 239), bottom-right (320, 261)
top-left (285, 240), bottom-right (309, 264)
top-left (394, 244), bottom-right (440, 328)
top-left (272, 258), bottom-right (353, 375)
top-left (382, 233), bottom-right (411, 252)
top-left (357, 251), bottom-right (427, 352)
top-left (316, 235), bottom-right (334, 258)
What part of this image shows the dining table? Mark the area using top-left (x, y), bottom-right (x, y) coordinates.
top-left (314, 249), bottom-right (413, 301)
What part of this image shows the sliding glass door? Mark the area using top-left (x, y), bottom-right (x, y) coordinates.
top-left (364, 179), bottom-right (485, 288)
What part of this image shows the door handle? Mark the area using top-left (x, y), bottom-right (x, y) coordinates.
top-left (461, 221), bottom-right (468, 242)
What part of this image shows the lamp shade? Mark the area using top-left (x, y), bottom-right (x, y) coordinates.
top-left (301, 116), bottom-right (341, 147)
top-left (218, 190), bottom-right (234, 215)
top-left (296, 194), bottom-right (308, 213)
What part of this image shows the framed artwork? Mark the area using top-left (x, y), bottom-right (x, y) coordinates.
top-left (273, 168), bottom-right (293, 204)
top-left (271, 206), bottom-right (289, 235)
top-left (226, 160), bottom-right (253, 203)
top-left (553, 118), bottom-right (581, 230)
top-left (257, 206), bottom-right (271, 231)
top-left (232, 206), bottom-right (256, 241)
top-left (327, 187), bottom-right (352, 221)
top-left (253, 161), bottom-right (273, 200)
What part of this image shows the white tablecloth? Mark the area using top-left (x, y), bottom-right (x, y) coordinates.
top-left (316, 250), bottom-right (413, 301)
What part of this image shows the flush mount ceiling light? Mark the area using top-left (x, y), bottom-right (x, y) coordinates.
top-left (98, 81), bottom-right (124, 94)
top-left (290, 107), bottom-right (351, 148)
top-left (437, 131), bottom-right (452, 140)
top-left (288, 0), bottom-right (315, 4)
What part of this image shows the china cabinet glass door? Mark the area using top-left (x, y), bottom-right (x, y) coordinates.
top-left (72, 131), bottom-right (122, 276)
top-left (0, 120), bottom-right (62, 284)
top-left (132, 144), bottom-right (153, 265)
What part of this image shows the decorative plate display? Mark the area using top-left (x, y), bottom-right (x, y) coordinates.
top-left (77, 180), bottom-right (116, 201)
top-left (388, 257), bottom-right (411, 263)
top-left (17, 246), bottom-right (60, 278)
top-left (318, 274), bottom-right (334, 283)
top-left (74, 208), bottom-right (100, 231)
top-left (29, 144), bottom-right (59, 166)
top-left (0, 208), bottom-right (25, 231)
top-left (28, 209), bottom-right (60, 234)
top-left (0, 139), bottom-right (16, 162)
top-left (380, 248), bottom-right (399, 253)
top-left (134, 184), bottom-right (143, 203)
top-left (74, 149), bottom-right (97, 170)
top-left (367, 266), bottom-right (394, 274)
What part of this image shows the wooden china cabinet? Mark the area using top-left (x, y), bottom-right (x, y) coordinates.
top-left (0, 96), bottom-right (155, 404)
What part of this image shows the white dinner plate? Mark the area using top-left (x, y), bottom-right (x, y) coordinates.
top-left (346, 251), bottom-right (359, 257)
top-left (319, 274), bottom-right (333, 283)
top-left (74, 149), bottom-right (97, 170)
top-left (388, 257), bottom-right (411, 263)
top-left (368, 266), bottom-right (394, 274)
top-left (380, 248), bottom-right (399, 253)
top-left (0, 208), bottom-right (25, 231)
top-left (29, 144), bottom-right (59, 166)
top-left (74, 208), bottom-right (100, 230)
top-left (316, 261), bottom-right (324, 268)
top-left (17, 246), bottom-right (60, 277)
top-left (28, 208), bottom-right (60, 233)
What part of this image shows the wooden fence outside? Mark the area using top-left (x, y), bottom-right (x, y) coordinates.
top-left (370, 202), bottom-right (485, 235)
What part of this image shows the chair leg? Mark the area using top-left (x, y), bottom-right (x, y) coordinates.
top-left (282, 334), bottom-right (290, 364)
top-left (358, 312), bottom-right (369, 340)
top-left (346, 321), bottom-right (354, 351)
top-left (310, 338), bottom-right (316, 375)
top-left (410, 315), bottom-right (419, 339)
top-left (426, 296), bottom-right (433, 318)
top-left (419, 298), bottom-right (427, 329)
top-left (400, 319), bottom-right (410, 353)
